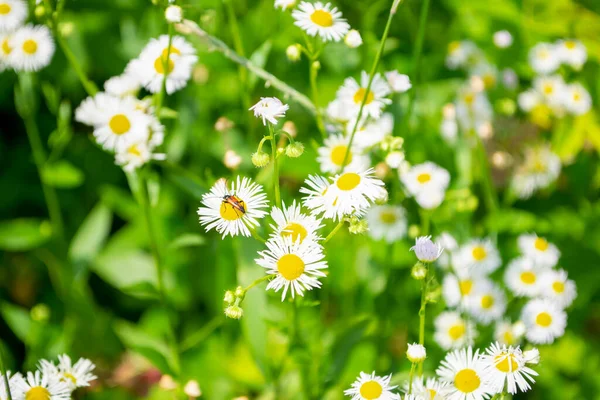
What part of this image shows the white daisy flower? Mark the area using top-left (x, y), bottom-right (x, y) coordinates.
top-left (454, 85), bottom-right (493, 133)
top-left (385, 151), bottom-right (405, 169)
top-left (40, 354), bottom-right (97, 390)
top-left (517, 233), bottom-right (560, 268)
top-left (336, 71), bottom-right (392, 119)
top-left (317, 134), bottom-right (370, 173)
top-left (344, 371), bottom-right (400, 400)
top-left (469, 62), bottom-right (498, 90)
top-left (0, 32), bottom-right (13, 69)
top-left (1, 372), bottom-right (21, 400)
top-left (445, 40), bottom-right (479, 70)
top-left (344, 29), bottom-right (363, 48)
top-left (511, 146), bottom-right (561, 199)
top-left (523, 348), bottom-right (540, 365)
top-left (411, 236), bottom-right (443, 263)
top-left (349, 113), bottom-right (394, 149)
top-left (406, 343), bottom-right (427, 363)
top-left (327, 98), bottom-right (354, 123)
top-left (440, 117), bottom-right (458, 145)
top-left (494, 320), bottom-right (524, 347)
top-left (129, 35), bottom-right (197, 94)
top-left (406, 377), bottom-right (448, 400)
top-left (301, 168), bottom-right (386, 221)
top-left (539, 269), bottom-right (577, 308)
top-left (521, 298), bottom-right (567, 344)
top-left (256, 235), bottom-right (327, 301)
top-left (436, 232), bottom-right (458, 270)
top-left (75, 93), bottom-right (152, 152)
top-left (249, 97), bottom-right (289, 125)
top-left (528, 42), bottom-right (560, 75)
top-left (164, 5), bottom-right (183, 23)
top-left (400, 162), bottom-right (450, 210)
top-left (556, 39), bottom-right (587, 69)
top-left (12, 371), bottom-right (71, 400)
top-left (442, 272), bottom-right (489, 310)
top-left (502, 68), bottom-right (519, 89)
top-left (269, 201), bottom-right (323, 243)
top-left (0, 0), bottom-right (27, 33)
top-left (275, 0), bottom-right (296, 10)
top-left (385, 70), bottom-right (411, 93)
top-left (292, 1), bottom-right (350, 42)
top-left (366, 205), bottom-right (407, 243)
top-left (532, 74), bottom-right (566, 109)
top-left (197, 177), bottom-right (269, 238)
top-left (517, 89), bottom-right (542, 112)
top-left (504, 257), bottom-right (540, 297)
top-left (563, 83), bottom-right (592, 116)
top-left (434, 311), bottom-right (476, 350)
top-left (104, 72), bottom-right (141, 98)
top-left (493, 30), bottom-right (513, 48)
top-left (9, 24), bottom-right (55, 72)
top-left (466, 280), bottom-right (507, 325)
top-left (115, 139), bottom-right (166, 172)
top-left (436, 347), bottom-right (493, 400)
top-left (453, 238), bottom-right (501, 276)
top-left (480, 342), bottom-right (538, 395)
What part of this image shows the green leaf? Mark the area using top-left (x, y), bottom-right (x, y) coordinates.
top-left (1, 302), bottom-right (32, 343)
top-left (42, 160), bottom-right (85, 188)
top-left (158, 107), bottom-right (178, 119)
top-left (69, 203), bottom-right (113, 264)
top-left (248, 40), bottom-right (272, 91)
top-left (41, 82), bottom-right (61, 115)
top-left (0, 219), bottom-right (51, 251)
top-left (168, 233), bottom-right (206, 250)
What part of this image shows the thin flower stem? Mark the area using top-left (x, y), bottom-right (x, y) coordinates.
top-left (476, 136), bottom-right (499, 215)
top-left (155, 23), bottom-right (174, 114)
top-left (323, 220), bottom-right (345, 243)
top-left (408, 362), bottom-right (416, 394)
top-left (55, 34), bottom-right (98, 97)
top-left (339, 0), bottom-right (402, 173)
top-left (309, 58), bottom-right (327, 138)
top-left (417, 263), bottom-right (429, 376)
top-left (403, 0), bottom-right (431, 133)
top-left (176, 20), bottom-right (316, 114)
top-left (224, 0), bottom-right (252, 113)
top-left (250, 227), bottom-right (267, 244)
top-left (0, 346), bottom-right (13, 400)
top-left (244, 274), bottom-right (276, 292)
top-left (268, 125), bottom-right (281, 206)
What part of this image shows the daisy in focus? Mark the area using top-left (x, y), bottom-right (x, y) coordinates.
top-left (40, 354), bottom-right (97, 390)
top-left (517, 233), bottom-right (560, 268)
top-left (8, 24), bottom-right (55, 72)
top-left (539, 269), bottom-right (577, 308)
top-left (366, 205), bottom-right (407, 243)
top-left (480, 342), bottom-right (538, 395)
top-left (436, 347), bottom-right (493, 400)
top-left (400, 162), bottom-right (450, 210)
top-left (344, 371), bottom-right (400, 400)
top-left (434, 311), bottom-right (476, 350)
top-left (336, 71), bottom-right (392, 119)
top-left (292, 2), bottom-right (350, 42)
top-left (406, 377), bottom-right (448, 400)
top-left (0, 0), bottom-right (27, 33)
top-left (521, 298), bottom-right (567, 344)
top-left (269, 201), bottom-right (324, 243)
top-left (453, 238), bottom-right (501, 276)
top-left (198, 177), bottom-right (269, 238)
top-left (317, 134), bottom-right (370, 173)
top-left (256, 235), bottom-right (328, 301)
top-left (249, 97), bottom-right (290, 125)
top-left (12, 370), bottom-right (71, 400)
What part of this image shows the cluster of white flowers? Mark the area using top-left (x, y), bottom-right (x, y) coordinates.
top-left (0, 0), bottom-right (55, 72)
top-left (1, 354), bottom-right (96, 400)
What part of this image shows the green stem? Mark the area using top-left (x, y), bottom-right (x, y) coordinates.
top-left (476, 136), bottom-right (499, 216)
top-left (403, 0), bottom-right (431, 133)
top-left (268, 125), bottom-right (281, 206)
top-left (309, 59), bottom-right (326, 138)
top-left (55, 34), bottom-right (98, 96)
top-left (0, 347), bottom-right (13, 400)
top-left (417, 263), bottom-right (429, 376)
top-left (419, 209), bottom-right (430, 236)
top-left (177, 20), bottom-right (315, 114)
top-left (224, 0), bottom-right (251, 113)
top-left (408, 362), bottom-right (416, 395)
top-left (249, 227), bottom-right (267, 244)
top-left (323, 220), bottom-right (345, 243)
top-left (339, 0), bottom-right (402, 173)
top-left (244, 274), bottom-right (276, 292)
top-left (155, 23), bottom-right (174, 114)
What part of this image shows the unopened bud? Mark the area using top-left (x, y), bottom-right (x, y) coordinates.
top-left (406, 343), bottom-right (426, 363)
top-left (224, 290), bottom-right (235, 304)
top-left (34, 5), bottom-right (45, 18)
top-left (251, 151), bottom-right (270, 168)
top-left (184, 380), bottom-right (202, 397)
top-left (385, 151), bottom-right (405, 169)
top-left (165, 5), bottom-right (183, 23)
top-left (344, 29), bottom-right (363, 48)
top-left (286, 44), bottom-right (301, 62)
top-left (225, 305), bottom-right (244, 319)
top-left (348, 217), bottom-right (368, 235)
top-left (30, 304), bottom-right (50, 322)
top-left (286, 142), bottom-right (304, 158)
top-left (234, 286), bottom-right (245, 298)
top-left (411, 262), bottom-right (428, 280)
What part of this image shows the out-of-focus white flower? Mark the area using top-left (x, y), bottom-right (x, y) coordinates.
top-left (493, 30), bottom-right (513, 48)
top-left (523, 348), bottom-right (541, 365)
top-left (533, 74), bottom-right (566, 109)
top-left (274, 0), bottom-right (297, 10)
top-left (366, 205), bottom-right (407, 243)
top-left (518, 89), bottom-right (542, 112)
top-left (528, 42), bottom-right (560, 74)
top-left (385, 70), bottom-right (412, 93)
top-left (539, 269), bottom-right (577, 308)
top-left (336, 71), bottom-right (392, 119)
top-left (317, 134), bottom-right (370, 174)
top-left (344, 29), bottom-right (362, 48)
top-left (104, 73), bottom-right (141, 97)
top-left (384, 151), bottom-right (404, 169)
top-left (249, 97), bottom-right (289, 125)
top-left (0, 0), bottom-right (28, 33)
top-left (400, 162), bottom-right (450, 210)
top-left (223, 149), bottom-right (242, 169)
top-left (350, 113), bottom-right (394, 149)
top-left (521, 299), bottom-right (567, 344)
top-left (446, 40), bottom-right (480, 70)
top-left (453, 238), bottom-right (502, 276)
top-left (183, 380), bottom-right (202, 397)
top-left (165, 5), bottom-right (183, 23)
top-left (494, 320), bottom-right (525, 346)
top-left (436, 232), bottom-right (457, 270)
top-left (517, 233), bottom-right (560, 268)
top-left (502, 68), bottom-right (519, 89)
top-left (556, 39), bottom-right (587, 69)
top-left (511, 146), bottom-right (561, 199)
top-left (563, 83), bottom-right (591, 115)
top-left (286, 44), bottom-right (301, 61)
top-left (504, 256), bottom-right (541, 298)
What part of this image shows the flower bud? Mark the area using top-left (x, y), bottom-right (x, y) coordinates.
top-left (251, 151), bottom-right (270, 168)
top-left (408, 224), bottom-right (420, 239)
top-left (286, 142), bottom-right (304, 158)
top-left (30, 304), bottom-right (50, 322)
top-left (223, 150), bottom-right (242, 170)
top-left (224, 305), bottom-right (244, 319)
top-left (223, 290), bottom-right (235, 304)
top-left (348, 217), bottom-right (368, 235)
top-left (344, 29), bottom-right (363, 48)
top-left (165, 5), bottom-right (183, 23)
top-left (183, 380), bottom-right (202, 397)
top-left (406, 343), bottom-right (426, 363)
top-left (411, 262), bottom-right (428, 280)
top-left (410, 236), bottom-right (443, 262)
top-left (234, 286), bottom-right (245, 298)
top-left (523, 348), bottom-right (540, 365)
top-left (286, 44), bottom-right (302, 62)
top-left (34, 5), bottom-right (45, 18)
top-left (425, 286), bottom-right (441, 303)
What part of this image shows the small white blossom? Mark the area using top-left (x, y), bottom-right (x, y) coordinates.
top-left (410, 236), bottom-right (443, 262)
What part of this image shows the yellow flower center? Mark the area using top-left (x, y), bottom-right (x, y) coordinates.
top-left (481, 294), bottom-right (494, 309)
top-left (154, 55), bottom-right (175, 74)
top-left (538, 49), bottom-right (549, 60)
top-left (483, 74), bottom-right (495, 88)
top-left (353, 87), bottom-right (375, 105)
top-left (330, 145), bottom-right (352, 166)
top-left (127, 145), bottom-right (142, 157)
top-left (428, 389), bottom-right (437, 399)
top-left (471, 246), bottom-right (487, 261)
top-left (448, 41), bottom-right (460, 53)
top-left (379, 211), bottom-right (397, 224)
top-left (109, 114), bottom-right (131, 135)
top-left (503, 331), bottom-right (514, 345)
top-left (219, 198), bottom-right (245, 221)
top-left (1, 38), bottom-right (11, 55)
top-left (359, 380), bottom-right (383, 400)
top-left (0, 3), bottom-right (11, 14)
top-left (277, 254), bottom-right (305, 281)
top-left (459, 280), bottom-right (473, 296)
top-left (534, 237), bottom-right (548, 251)
top-left (454, 369), bottom-right (480, 393)
top-left (536, 312), bottom-right (552, 327)
top-left (520, 271), bottom-right (536, 285)
top-left (463, 93), bottom-right (475, 105)
top-left (282, 222), bottom-right (308, 243)
top-left (494, 353), bottom-right (519, 373)
top-left (543, 84), bottom-right (554, 95)
top-left (26, 387), bottom-right (51, 400)
top-left (417, 173), bottom-right (431, 184)
top-left (63, 373), bottom-right (77, 384)
top-left (552, 281), bottom-right (565, 293)
top-left (336, 172), bottom-right (361, 191)
top-left (310, 9), bottom-right (334, 27)
top-left (162, 46), bottom-right (181, 57)
top-left (573, 92), bottom-right (581, 102)
top-left (22, 39), bottom-right (38, 55)
top-left (448, 324), bottom-right (465, 340)
top-left (565, 40), bottom-right (576, 50)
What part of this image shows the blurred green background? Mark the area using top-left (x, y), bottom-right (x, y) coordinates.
top-left (1, 0), bottom-right (600, 399)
